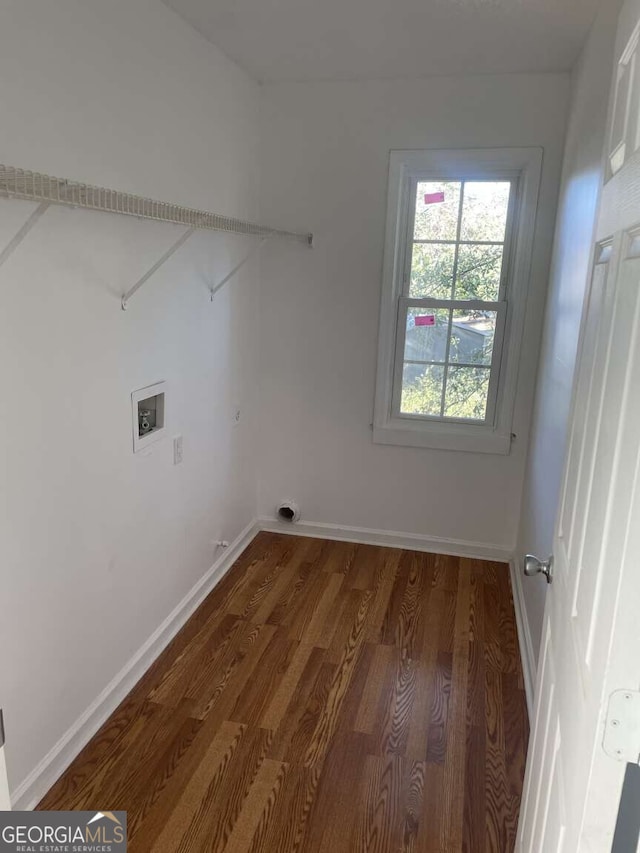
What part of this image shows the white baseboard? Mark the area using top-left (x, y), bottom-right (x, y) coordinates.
top-left (10, 519), bottom-right (260, 811)
top-left (509, 558), bottom-right (537, 720)
top-left (258, 516), bottom-right (513, 562)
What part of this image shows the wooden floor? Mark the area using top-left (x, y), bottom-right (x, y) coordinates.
top-left (39, 533), bottom-right (528, 852)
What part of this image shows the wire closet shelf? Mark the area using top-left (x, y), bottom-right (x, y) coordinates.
top-left (0, 165), bottom-right (313, 309)
top-left (0, 165), bottom-right (311, 244)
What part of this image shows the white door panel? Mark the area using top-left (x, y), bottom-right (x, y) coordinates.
top-left (557, 244), bottom-right (613, 559)
top-left (519, 622), bottom-right (562, 850)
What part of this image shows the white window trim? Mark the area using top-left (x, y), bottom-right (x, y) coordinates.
top-left (373, 147), bottom-right (543, 454)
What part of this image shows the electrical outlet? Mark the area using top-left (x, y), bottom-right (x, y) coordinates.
top-left (173, 435), bottom-right (183, 465)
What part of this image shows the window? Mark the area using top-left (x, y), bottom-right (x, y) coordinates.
top-left (374, 149), bottom-right (542, 454)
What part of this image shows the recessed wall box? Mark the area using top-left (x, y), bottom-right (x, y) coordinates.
top-left (132, 381), bottom-right (166, 452)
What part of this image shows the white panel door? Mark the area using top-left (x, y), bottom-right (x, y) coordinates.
top-left (517, 1), bottom-right (640, 849)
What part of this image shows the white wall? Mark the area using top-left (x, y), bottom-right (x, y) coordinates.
top-left (258, 74), bottom-right (569, 552)
top-left (0, 0), bottom-right (261, 800)
top-left (516, 2), bottom-right (620, 665)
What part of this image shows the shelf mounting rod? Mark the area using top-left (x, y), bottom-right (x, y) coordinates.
top-left (121, 226), bottom-right (195, 310)
top-left (0, 202), bottom-right (49, 271)
top-left (209, 236), bottom-right (270, 302)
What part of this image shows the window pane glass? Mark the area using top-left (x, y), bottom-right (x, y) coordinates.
top-left (404, 306), bottom-right (450, 363)
top-left (444, 366), bottom-right (490, 420)
top-left (460, 181), bottom-right (511, 242)
top-left (414, 181), bottom-right (461, 241)
top-left (455, 243), bottom-right (504, 301)
top-left (410, 243), bottom-right (455, 298)
top-left (449, 310), bottom-right (496, 366)
top-left (401, 364), bottom-right (444, 416)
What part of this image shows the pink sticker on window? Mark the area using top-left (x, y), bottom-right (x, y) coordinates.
top-left (415, 315), bottom-right (436, 326)
top-left (424, 191), bottom-right (445, 205)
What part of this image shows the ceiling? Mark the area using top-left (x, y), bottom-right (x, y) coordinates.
top-left (163, 0), bottom-right (602, 83)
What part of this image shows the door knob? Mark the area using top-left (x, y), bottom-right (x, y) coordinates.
top-left (524, 554), bottom-right (554, 584)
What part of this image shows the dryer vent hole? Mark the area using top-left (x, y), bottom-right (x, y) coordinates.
top-left (277, 501), bottom-right (300, 523)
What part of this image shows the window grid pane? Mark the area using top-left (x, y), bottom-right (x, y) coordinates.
top-left (408, 179), bottom-right (512, 302)
top-left (413, 181), bottom-right (462, 241)
top-left (444, 366), bottom-right (491, 420)
top-left (460, 181), bottom-right (511, 242)
top-left (402, 179), bottom-right (512, 422)
top-left (410, 243), bottom-right (455, 299)
top-left (455, 244), bottom-right (504, 302)
top-left (401, 363), bottom-right (444, 417)
top-left (400, 300), bottom-right (500, 421)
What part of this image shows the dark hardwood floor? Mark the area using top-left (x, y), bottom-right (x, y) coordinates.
top-left (38, 533), bottom-right (529, 852)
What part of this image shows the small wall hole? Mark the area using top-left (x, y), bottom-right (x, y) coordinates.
top-left (276, 500), bottom-right (300, 523)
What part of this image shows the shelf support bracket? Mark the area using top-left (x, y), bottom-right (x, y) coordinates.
top-left (209, 236), bottom-right (270, 302)
top-left (0, 201), bottom-right (49, 271)
top-left (121, 226), bottom-right (196, 310)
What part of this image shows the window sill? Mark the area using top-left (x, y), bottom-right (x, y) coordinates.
top-left (372, 422), bottom-right (512, 454)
